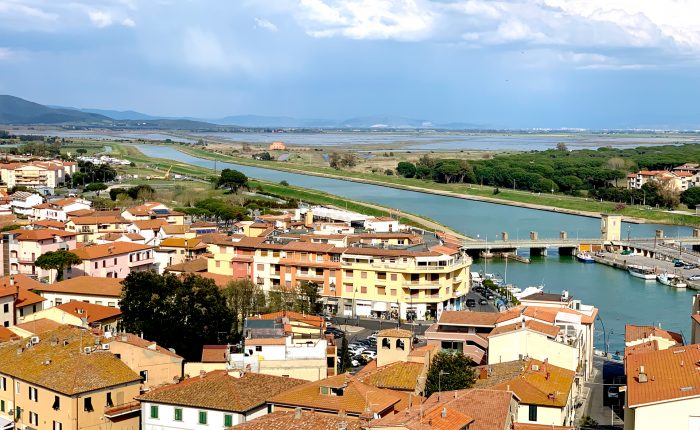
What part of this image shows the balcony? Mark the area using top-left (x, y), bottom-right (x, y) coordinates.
top-left (403, 281), bottom-right (442, 289)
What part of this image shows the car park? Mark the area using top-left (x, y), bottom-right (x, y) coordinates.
top-left (487, 294), bottom-right (495, 300)
top-left (689, 274), bottom-right (700, 281)
top-left (479, 298), bottom-right (488, 305)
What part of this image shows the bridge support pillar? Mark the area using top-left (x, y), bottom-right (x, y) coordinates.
top-left (559, 247), bottom-right (575, 256)
top-left (530, 247), bottom-right (547, 257)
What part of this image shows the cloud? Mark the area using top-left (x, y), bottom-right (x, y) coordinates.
top-left (182, 28), bottom-right (250, 72)
top-left (254, 18), bottom-right (278, 32)
top-left (297, 0), bottom-right (435, 41)
top-left (88, 10), bottom-right (114, 27)
top-left (0, 48), bottom-right (12, 61)
top-left (122, 17), bottom-right (136, 27)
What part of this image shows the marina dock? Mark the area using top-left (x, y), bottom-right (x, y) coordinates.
top-left (592, 251), bottom-right (700, 290)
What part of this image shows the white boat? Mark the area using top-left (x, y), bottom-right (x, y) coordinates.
top-left (575, 252), bottom-right (595, 263)
top-left (656, 273), bottom-right (687, 289)
top-left (628, 265), bottom-right (656, 280)
top-left (515, 285), bottom-right (544, 299)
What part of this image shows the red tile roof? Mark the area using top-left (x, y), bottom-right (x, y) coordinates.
top-left (371, 403), bottom-right (473, 430)
top-left (250, 311), bottom-right (325, 328)
top-left (438, 311), bottom-right (499, 327)
top-left (489, 320), bottom-right (561, 338)
top-left (36, 276), bottom-right (123, 297)
top-left (72, 242), bottom-right (153, 260)
top-left (7, 228), bottom-right (77, 240)
top-left (422, 389), bottom-right (517, 430)
top-left (230, 410), bottom-right (362, 430)
top-left (55, 301), bottom-right (122, 323)
top-left (625, 324), bottom-right (684, 345)
top-left (201, 344), bottom-right (228, 363)
top-left (14, 318), bottom-right (63, 334)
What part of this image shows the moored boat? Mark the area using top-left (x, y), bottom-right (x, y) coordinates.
top-left (628, 265), bottom-right (656, 280)
top-left (656, 273), bottom-right (687, 289)
top-left (576, 252), bottom-right (595, 263)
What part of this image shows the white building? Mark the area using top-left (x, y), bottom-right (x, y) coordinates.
top-left (10, 191), bottom-right (43, 216)
top-left (137, 370), bottom-right (308, 430)
top-left (32, 276), bottom-right (123, 308)
top-left (31, 197), bottom-right (91, 222)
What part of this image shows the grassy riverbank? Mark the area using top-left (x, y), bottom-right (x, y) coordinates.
top-left (112, 143), bottom-right (462, 235)
top-left (165, 144), bottom-right (700, 227)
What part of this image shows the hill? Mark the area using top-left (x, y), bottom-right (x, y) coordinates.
top-left (0, 95), bottom-right (113, 125)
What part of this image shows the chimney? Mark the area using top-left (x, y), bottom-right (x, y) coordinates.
top-left (479, 367), bottom-right (489, 380)
top-left (638, 366), bottom-right (648, 383)
top-left (199, 370), bottom-right (206, 379)
top-left (441, 408), bottom-right (447, 418)
top-left (294, 407), bottom-right (302, 419)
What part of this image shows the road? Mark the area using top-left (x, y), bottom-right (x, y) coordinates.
top-left (581, 357), bottom-right (625, 428)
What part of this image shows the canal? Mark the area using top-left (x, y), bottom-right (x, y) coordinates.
top-left (138, 144), bottom-right (696, 352)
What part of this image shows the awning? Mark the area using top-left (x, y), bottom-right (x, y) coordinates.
top-left (372, 302), bottom-right (387, 312)
top-left (356, 300), bottom-right (372, 306)
top-left (0, 417), bottom-right (12, 430)
top-left (325, 298), bottom-right (339, 303)
top-left (391, 303), bottom-right (399, 308)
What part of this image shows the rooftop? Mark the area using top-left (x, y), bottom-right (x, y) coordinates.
top-left (488, 320), bottom-right (561, 338)
top-left (230, 410), bottom-right (362, 430)
top-left (437, 311), bottom-right (499, 327)
top-left (201, 344), bottom-right (228, 363)
top-left (165, 257), bottom-right (209, 273)
top-left (137, 370), bottom-right (307, 413)
top-left (422, 389), bottom-right (517, 430)
top-left (7, 228), bottom-right (77, 241)
top-left (356, 360), bottom-right (425, 391)
top-left (107, 333), bottom-right (183, 359)
top-left (55, 301), bottom-right (122, 323)
top-left (625, 324), bottom-right (684, 345)
top-left (72, 242), bottom-right (153, 260)
top-left (378, 328), bottom-right (413, 338)
top-left (35, 276), bottom-right (123, 297)
top-left (486, 359), bottom-right (575, 408)
top-left (0, 327), bottom-right (141, 395)
top-left (370, 403), bottom-right (473, 430)
top-left (14, 318), bottom-right (63, 334)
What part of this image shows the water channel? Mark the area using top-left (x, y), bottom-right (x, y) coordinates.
top-left (138, 144), bottom-right (696, 353)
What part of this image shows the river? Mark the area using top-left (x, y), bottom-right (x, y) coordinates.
top-left (137, 144), bottom-right (696, 352)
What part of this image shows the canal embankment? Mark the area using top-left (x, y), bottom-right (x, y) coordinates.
top-left (593, 251), bottom-right (700, 290)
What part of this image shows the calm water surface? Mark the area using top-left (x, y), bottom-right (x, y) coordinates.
top-left (139, 144), bottom-right (696, 351)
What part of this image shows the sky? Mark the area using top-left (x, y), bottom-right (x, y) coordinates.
top-left (1, 0), bottom-right (700, 129)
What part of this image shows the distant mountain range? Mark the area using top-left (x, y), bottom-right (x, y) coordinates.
top-left (1, 94), bottom-right (481, 130)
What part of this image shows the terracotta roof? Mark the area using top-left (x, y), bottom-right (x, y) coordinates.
top-left (36, 276), bottom-right (123, 297)
top-left (422, 389), bottom-right (517, 430)
top-left (230, 410), bottom-right (362, 430)
top-left (521, 305), bottom-right (596, 325)
top-left (268, 374), bottom-right (405, 416)
top-left (7, 228), bottom-right (77, 240)
top-left (14, 318), bottom-right (63, 334)
top-left (520, 292), bottom-right (571, 303)
top-left (16, 288), bottom-right (45, 308)
top-left (378, 328), bottom-right (413, 338)
top-left (488, 359), bottom-right (575, 408)
top-left (159, 237), bottom-right (207, 250)
top-left (72, 242), bottom-right (153, 260)
top-left (251, 311), bottom-right (325, 328)
top-left (356, 360), bottom-right (425, 391)
top-left (625, 340), bottom-right (659, 357)
top-left (245, 337), bottom-right (286, 346)
top-left (495, 307), bottom-right (524, 324)
top-left (55, 301), bottom-right (122, 323)
top-left (0, 326), bottom-right (19, 343)
top-left (201, 344), bottom-right (228, 363)
top-left (132, 219), bottom-right (168, 230)
top-left (625, 324), bottom-right (684, 345)
top-left (0, 326), bottom-right (140, 395)
top-left (489, 320), bottom-right (561, 338)
top-left (438, 311), bottom-right (500, 327)
top-left (107, 333), bottom-right (183, 359)
top-left (165, 257), bottom-right (209, 273)
top-left (137, 370), bottom-right (307, 413)
top-left (370, 403), bottom-right (473, 430)
top-left (162, 224), bottom-right (188, 234)
top-left (66, 208), bottom-right (95, 217)
top-left (69, 215), bottom-right (127, 225)
top-left (189, 272), bottom-right (236, 288)
top-left (31, 220), bottom-right (66, 229)
top-left (627, 344), bottom-right (700, 407)
top-left (0, 274), bottom-right (44, 299)
top-left (693, 314), bottom-right (700, 325)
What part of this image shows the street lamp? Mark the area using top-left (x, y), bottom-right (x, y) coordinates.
top-left (438, 370), bottom-right (450, 400)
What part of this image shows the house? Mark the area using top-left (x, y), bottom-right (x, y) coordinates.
top-left (625, 324), bottom-right (683, 350)
top-left (67, 242), bottom-right (154, 279)
top-left (96, 232), bottom-right (146, 245)
top-left (126, 219), bottom-right (167, 245)
top-left (121, 202), bottom-right (185, 225)
top-left (65, 215), bottom-right (130, 243)
top-left (137, 370), bottom-right (307, 430)
top-left (31, 197), bottom-right (91, 222)
top-left (230, 409), bottom-right (362, 430)
top-left (1, 228), bottom-right (77, 282)
top-left (626, 170), bottom-right (692, 191)
top-left (0, 274), bottom-right (46, 327)
top-left (0, 326), bottom-right (142, 430)
top-left (32, 276), bottom-right (123, 308)
top-left (246, 311), bottom-right (325, 338)
top-left (475, 359), bottom-right (578, 427)
top-left (10, 191), bottom-right (43, 216)
top-left (268, 373), bottom-right (409, 418)
top-left (23, 301), bottom-right (122, 332)
top-left (422, 389), bottom-right (519, 430)
top-left (154, 237), bottom-right (208, 273)
top-left (364, 216), bottom-right (399, 233)
top-left (624, 344), bottom-right (700, 430)
top-left (105, 333), bottom-right (183, 391)
top-left (269, 141), bottom-right (286, 150)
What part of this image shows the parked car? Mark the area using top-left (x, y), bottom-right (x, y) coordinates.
top-left (685, 264), bottom-right (698, 270)
top-left (689, 274), bottom-right (700, 281)
top-left (479, 298), bottom-right (488, 305)
top-left (466, 299), bottom-right (476, 307)
top-left (607, 386), bottom-right (619, 399)
top-left (324, 330), bottom-right (343, 339)
top-left (675, 261), bottom-right (686, 267)
top-left (487, 294), bottom-right (495, 300)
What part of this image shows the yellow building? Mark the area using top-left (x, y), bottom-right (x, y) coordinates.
top-left (65, 215), bottom-right (130, 243)
top-left (0, 327), bottom-right (141, 430)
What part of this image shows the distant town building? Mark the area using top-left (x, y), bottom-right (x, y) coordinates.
top-left (269, 141), bottom-right (286, 150)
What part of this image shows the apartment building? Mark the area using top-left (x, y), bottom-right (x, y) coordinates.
top-left (626, 170), bottom-right (694, 191)
top-left (31, 198), bottom-right (91, 222)
top-left (0, 160), bottom-right (77, 194)
top-left (32, 277), bottom-right (123, 308)
top-left (67, 243), bottom-right (154, 279)
top-left (0, 326), bottom-right (142, 430)
top-left (10, 192), bottom-right (43, 216)
top-left (0, 275), bottom-right (46, 327)
top-left (1, 229), bottom-right (77, 281)
top-left (65, 215), bottom-right (130, 243)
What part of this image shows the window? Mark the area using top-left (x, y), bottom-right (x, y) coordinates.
top-left (102, 261), bottom-right (106, 268)
top-left (114, 258), bottom-right (117, 265)
top-left (174, 408), bottom-right (183, 421)
top-left (1, 376), bottom-right (5, 391)
top-left (29, 411), bottom-right (39, 425)
top-left (441, 341), bottom-right (463, 352)
top-left (53, 421), bottom-right (62, 430)
top-left (361, 271), bottom-right (367, 279)
top-left (345, 270), bottom-right (353, 277)
top-left (19, 307), bottom-right (23, 317)
top-left (28, 386), bottom-right (38, 401)
top-left (1, 400), bottom-right (4, 412)
top-left (108, 302), bottom-right (116, 308)
top-left (391, 289), bottom-right (397, 296)
top-left (84, 397), bottom-right (94, 412)
top-left (94, 262), bottom-right (98, 269)
top-left (377, 287), bottom-right (386, 295)
top-left (528, 405), bottom-right (537, 421)
top-left (52, 395), bottom-right (60, 410)
top-left (15, 406), bottom-right (21, 420)
top-left (382, 338), bottom-right (391, 349)
top-left (106, 392), bottom-right (113, 407)
top-left (344, 284), bottom-right (353, 293)
top-left (360, 286), bottom-right (367, 294)
top-left (2, 303), bottom-right (7, 313)
top-left (16, 381), bottom-right (20, 394)
top-left (377, 272), bottom-right (386, 280)
top-left (224, 415), bottom-right (233, 427)
top-left (396, 339), bottom-right (405, 350)
top-left (55, 298), bottom-right (62, 306)
top-left (140, 370), bottom-right (148, 382)
top-left (198, 411), bottom-right (208, 425)
top-left (150, 405), bottom-right (159, 419)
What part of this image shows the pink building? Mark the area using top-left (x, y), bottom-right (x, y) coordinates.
top-left (67, 242), bottom-right (155, 279)
top-left (1, 229), bottom-right (78, 282)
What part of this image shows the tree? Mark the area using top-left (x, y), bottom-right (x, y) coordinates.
top-left (681, 187), bottom-right (700, 209)
top-left (222, 279), bottom-right (266, 341)
top-left (425, 351), bottom-right (476, 396)
top-left (35, 250), bottom-right (82, 282)
top-left (120, 272), bottom-right (234, 361)
top-left (338, 335), bottom-right (352, 373)
top-left (76, 148), bottom-right (88, 155)
top-left (556, 142), bottom-right (568, 152)
top-left (296, 281), bottom-right (322, 315)
top-left (396, 162), bottom-right (416, 178)
top-left (85, 182), bottom-right (108, 192)
top-left (217, 169), bottom-right (248, 193)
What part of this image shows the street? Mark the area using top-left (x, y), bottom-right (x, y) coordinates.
top-left (581, 356), bottom-right (625, 428)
